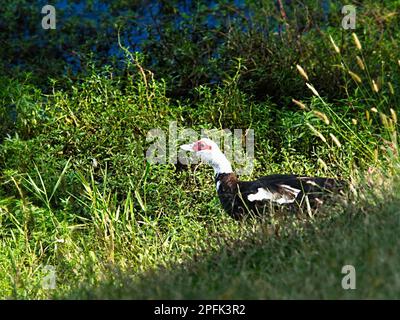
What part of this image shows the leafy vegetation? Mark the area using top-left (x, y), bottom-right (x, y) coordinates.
top-left (0, 0), bottom-right (400, 299)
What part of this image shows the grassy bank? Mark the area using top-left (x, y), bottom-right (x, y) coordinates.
top-left (66, 181), bottom-right (400, 299)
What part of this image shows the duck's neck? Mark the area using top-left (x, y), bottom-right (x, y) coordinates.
top-left (210, 152), bottom-right (233, 175)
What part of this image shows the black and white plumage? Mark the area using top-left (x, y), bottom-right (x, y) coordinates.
top-left (181, 138), bottom-right (346, 219)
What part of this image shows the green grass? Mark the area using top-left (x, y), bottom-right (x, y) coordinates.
top-left (66, 185), bottom-right (400, 299)
top-left (1, 0), bottom-right (400, 300)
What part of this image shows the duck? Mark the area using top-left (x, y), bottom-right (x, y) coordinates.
top-left (181, 138), bottom-right (346, 219)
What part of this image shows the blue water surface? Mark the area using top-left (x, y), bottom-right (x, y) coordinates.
top-left (23, 0), bottom-right (333, 74)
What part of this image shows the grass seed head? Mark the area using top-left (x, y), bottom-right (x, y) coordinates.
top-left (380, 113), bottom-right (389, 129)
top-left (352, 33), bottom-right (362, 50)
top-left (306, 123), bottom-right (327, 143)
top-left (313, 110), bottom-right (330, 125)
top-left (330, 133), bottom-right (342, 148)
top-left (292, 99), bottom-right (307, 110)
top-left (296, 64), bottom-right (309, 81)
top-left (348, 71), bottom-right (362, 83)
top-left (390, 108), bottom-right (397, 123)
top-left (372, 80), bottom-right (379, 93)
top-left (356, 56), bottom-right (365, 70)
top-left (306, 83), bottom-right (320, 97)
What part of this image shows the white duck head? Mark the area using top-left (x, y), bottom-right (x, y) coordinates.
top-left (180, 138), bottom-right (233, 175)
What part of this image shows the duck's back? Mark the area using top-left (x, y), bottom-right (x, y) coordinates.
top-left (218, 173), bottom-right (346, 219)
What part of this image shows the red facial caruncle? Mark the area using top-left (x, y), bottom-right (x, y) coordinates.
top-left (193, 140), bottom-right (212, 152)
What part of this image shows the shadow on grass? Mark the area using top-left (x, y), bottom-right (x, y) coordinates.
top-left (65, 198), bottom-right (400, 299)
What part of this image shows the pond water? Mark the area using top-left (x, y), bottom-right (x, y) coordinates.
top-left (27, 0), bottom-right (332, 74)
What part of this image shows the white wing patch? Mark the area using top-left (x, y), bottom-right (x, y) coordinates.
top-left (247, 185), bottom-right (301, 204)
top-left (278, 184), bottom-right (301, 196)
top-left (216, 181), bottom-right (221, 191)
top-left (247, 188), bottom-right (275, 202)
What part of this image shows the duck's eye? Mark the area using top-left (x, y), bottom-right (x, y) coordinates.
top-left (195, 141), bottom-right (211, 151)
